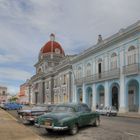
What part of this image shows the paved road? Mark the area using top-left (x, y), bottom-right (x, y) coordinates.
top-left (8, 110), bottom-right (140, 140)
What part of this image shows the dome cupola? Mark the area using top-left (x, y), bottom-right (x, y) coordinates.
top-left (40, 34), bottom-right (65, 56)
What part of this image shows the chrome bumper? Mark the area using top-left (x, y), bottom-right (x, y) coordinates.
top-left (35, 123), bottom-right (68, 130)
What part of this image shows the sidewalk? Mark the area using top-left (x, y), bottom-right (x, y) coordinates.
top-left (0, 109), bottom-right (44, 140)
top-left (118, 112), bottom-right (140, 119)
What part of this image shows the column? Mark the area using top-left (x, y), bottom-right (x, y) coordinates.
top-left (72, 85), bottom-right (76, 103)
top-left (104, 53), bottom-right (109, 71)
top-left (119, 48), bottom-right (127, 113)
top-left (105, 81), bottom-right (110, 107)
top-left (138, 86), bottom-right (140, 114)
top-left (82, 83), bottom-right (86, 103)
top-left (92, 84), bottom-right (96, 111)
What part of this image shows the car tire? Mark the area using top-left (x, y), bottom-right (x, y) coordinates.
top-left (93, 117), bottom-right (100, 127)
top-left (69, 124), bottom-right (78, 135)
top-left (45, 129), bottom-right (53, 134)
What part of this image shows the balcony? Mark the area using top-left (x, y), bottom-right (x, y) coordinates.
top-left (123, 63), bottom-right (139, 76)
top-left (75, 68), bottom-right (120, 85)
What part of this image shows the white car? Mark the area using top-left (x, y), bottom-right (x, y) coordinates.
top-left (96, 106), bottom-right (117, 116)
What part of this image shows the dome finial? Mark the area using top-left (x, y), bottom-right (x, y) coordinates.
top-left (50, 33), bottom-right (55, 41)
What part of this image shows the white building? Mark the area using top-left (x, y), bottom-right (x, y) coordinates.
top-left (28, 21), bottom-right (140, 114)
top-left (72, 21), bottom-right (140, 113)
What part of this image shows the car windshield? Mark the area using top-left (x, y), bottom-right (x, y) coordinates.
top-left (31, 106), bottom-right (46, 110)
top-left (52, 106), bottom-right (74, 113)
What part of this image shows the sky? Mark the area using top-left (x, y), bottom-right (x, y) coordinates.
top-left (0, 0), bottom-right (140, 95)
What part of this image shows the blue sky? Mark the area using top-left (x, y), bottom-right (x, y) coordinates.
top-left (0, 0), bottom-right (140, 94)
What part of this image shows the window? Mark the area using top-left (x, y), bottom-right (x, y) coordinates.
top-left (111, 52), bottom-right (117, 69)
top-left (2, 91), bottom-right (5, 96)
top-left (86, 63), bottom-right (92, 76)
top-left (77, 67), bottom-right (82, 79)
top-left (127, 46), bottom-right (136, 65)
top-left (64, 75), bottom-right (67, 84)
top-left (78, 104), bottom-right (90, 112)
top-left (34, 83), bottom-right (38, 90)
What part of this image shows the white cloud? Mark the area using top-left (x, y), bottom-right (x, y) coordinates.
top-left (0, 54), bottom-right (20, 63)
top-left (0, 0), bottom-right (140, 93)
top-left (0, 68), bottom-right (32, 81)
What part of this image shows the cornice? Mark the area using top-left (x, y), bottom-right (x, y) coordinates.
top-left (72, 20), bottom-right (140, 63)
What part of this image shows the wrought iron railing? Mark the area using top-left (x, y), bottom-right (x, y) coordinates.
top-left (75, 68), bottom-right (120, 85)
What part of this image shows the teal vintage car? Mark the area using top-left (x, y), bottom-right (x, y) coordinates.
top-left (35, 103), bottom-right (100, 135)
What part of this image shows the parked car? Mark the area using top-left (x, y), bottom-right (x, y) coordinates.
top-left (19, 104), bottom-right (55, 124)
top-left (3, 102), bottom-right (23, 110)
top-left (0, 102), bottom-right (5, 109)
top-left (35, 103), bottom-right (100, 135)
top-left (96, 106), bottom-right (117, 116)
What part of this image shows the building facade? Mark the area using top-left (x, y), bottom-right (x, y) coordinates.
top-left (18, 81), bottom-right (30, 104)
top-left (72, 21), bottom-right (140, 113)
top-left (0, 86), bottom-right (8, 103)
top-left (27, 21), bottom-right (140, 114)
top-left (29, 34), bottom-right (76, 105)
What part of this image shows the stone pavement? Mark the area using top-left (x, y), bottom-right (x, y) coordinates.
top-left (0, 109), bottom-right (44, 140)
top-left (118, 112), bottom-right (140, 119)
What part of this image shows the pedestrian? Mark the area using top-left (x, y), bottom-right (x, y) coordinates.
top-left (96, 104), bottom-right (99, 109)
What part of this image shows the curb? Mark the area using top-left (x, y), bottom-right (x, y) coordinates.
top-left (0, 108), bottom-right (45, 140)
top-left (118, 114), bottom-right (140, 119)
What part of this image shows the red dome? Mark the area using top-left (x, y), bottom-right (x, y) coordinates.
top-left (41, 41), bottom-right (65, 55)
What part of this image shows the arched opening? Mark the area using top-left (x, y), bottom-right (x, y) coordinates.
top-left (127, 46), bottom-right (137, 65)
top-left (111, 52), bottom-right (117, 69)
top-left (64, 93), bottom-right (67, 103)
top-left (112, 86), bottom-right (119, 110)
top-left (77, 88), bottom-right (82, 103)
top-left (86, 63), bottom-right (92, 76)
top-left (127, 80), bottom-right (139, 112)
top-left (97, 85), bottom-right (105, 107)
top-left (98, 58), bottom-right (102, 78)
top-left (54, 94), bottom-right (58, 103)
top-left (86, 87), bottom-right (92, 109)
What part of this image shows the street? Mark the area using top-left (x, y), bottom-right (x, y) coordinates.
top-left (8, 110), bottom-right (140, 140)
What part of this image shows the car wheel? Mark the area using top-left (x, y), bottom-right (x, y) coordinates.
top-left (45, 129), bottom-right (53, 133)
top-left (93, 117), bottom-right (100, 127)
top-left (69, 124), bottom-right (78, 135)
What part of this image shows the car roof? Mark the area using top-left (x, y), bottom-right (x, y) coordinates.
top-left (55, 103), bottom-right (87, 108)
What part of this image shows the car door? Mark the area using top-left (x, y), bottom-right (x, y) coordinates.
top-left (77, 104), bottom-right (92, 126)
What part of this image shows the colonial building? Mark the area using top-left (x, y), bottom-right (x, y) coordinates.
top-left (27, 21), bottom-right (140, 114)
top-left (72, 21), bottom-right (140, 113)
top-left (0, 86), bottom-right (8, 103)
top-left (29, 34), bottom-right (76, 105)
top-left (18, 80), bottom-right (30, 104)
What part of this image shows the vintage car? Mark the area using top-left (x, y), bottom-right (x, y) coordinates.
top-left (19, 104), bottom-right (55, 124)
top-left (35, 103), bottom-right (100, 135)
top-left (3, 102), bottom-right (23, 110)
top-left (96, 106), bottom-right (117, 116)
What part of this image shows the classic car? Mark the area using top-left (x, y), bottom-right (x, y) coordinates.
top-left (35, 103), bottom-right (100, 135)
top-left (96, 106), bottom-right (117, 116)
top-left (19, 104), bottom-right (55, 124)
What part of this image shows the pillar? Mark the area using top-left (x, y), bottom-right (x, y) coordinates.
top-left (105, 81), bottom-right (110, 107)
top-left (119, 48), bottom-right (127, 113)
top-left (138, 85), bottom-right (140, 114)
top-left (82, 83), bottom-right (86, 103)
top-left (92, 84), bottom-right (96, 111)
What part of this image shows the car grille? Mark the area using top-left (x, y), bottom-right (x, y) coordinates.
top-left (44, 119), bottom-right (53, 126)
